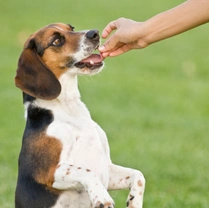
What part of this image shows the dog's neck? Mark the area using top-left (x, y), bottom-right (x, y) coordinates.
top-left (24, 73), bottom-right (91, 119)
top-left (31, 73), bottom-right (91, 118)
top-left (58, 73), bottom-right (81, 101)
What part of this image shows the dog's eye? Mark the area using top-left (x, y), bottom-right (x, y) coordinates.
top-left (52, 38), bottom-right (62, 46)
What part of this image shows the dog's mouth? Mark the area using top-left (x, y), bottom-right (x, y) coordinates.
top-left (75, 53), bottom-right (104, 70)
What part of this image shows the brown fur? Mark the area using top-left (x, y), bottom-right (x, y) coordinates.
top-left (15, 47), bottom-right (61, 100)
top-left (28, 133), bottom-right (62, 189)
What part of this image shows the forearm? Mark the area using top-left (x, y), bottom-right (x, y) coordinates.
top-left (140, 0), bottom-right (209, 46)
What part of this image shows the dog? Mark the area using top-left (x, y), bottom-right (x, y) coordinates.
top-left (14, 23), bottom-right (145, 208)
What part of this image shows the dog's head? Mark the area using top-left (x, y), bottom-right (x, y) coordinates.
top-left (15, 23), bottom-right (104, 100)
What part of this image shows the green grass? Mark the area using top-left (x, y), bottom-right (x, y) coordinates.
top-left (1, 0), bottom-right (209, 207)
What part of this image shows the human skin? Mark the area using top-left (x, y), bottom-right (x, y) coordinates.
top-left (99, 0), bottom-right (209, 58)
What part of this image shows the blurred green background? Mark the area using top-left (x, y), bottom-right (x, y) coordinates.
top-left (1, 0), bottom-right (209, 207)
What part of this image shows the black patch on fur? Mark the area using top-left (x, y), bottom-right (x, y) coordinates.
top-left (15, 105), bottom-right (58, 208)
top-left (23, 92), bottom-right (35, 103)
top-left (27, 38), bottom-right (45, 56)
top-left (15, 176), bottom-right (59, 208)
top-left (25, 104), bottom-right (53, 132)
top-left (67, 24), bottom-right (74, 30)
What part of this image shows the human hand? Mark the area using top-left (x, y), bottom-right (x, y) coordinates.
top-left (99, 1), bottom-right (209, 59)
top-left (99, 18), bottom-right (147, 58)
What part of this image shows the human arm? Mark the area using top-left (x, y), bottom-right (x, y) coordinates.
top-left (99, 0), bottom-right (209, 57)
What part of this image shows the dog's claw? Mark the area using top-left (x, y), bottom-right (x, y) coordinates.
top-left (100, 204), bottom-right (104, 208)
top-left (130, 196), bottom-right (135, 201)
top-left (95, 201), bottom-right (114, 208)
top-left (126, 195), bottom-right (135, 207)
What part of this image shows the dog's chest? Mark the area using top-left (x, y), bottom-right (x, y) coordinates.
top-left (46, 103), bottom-right (109, 186)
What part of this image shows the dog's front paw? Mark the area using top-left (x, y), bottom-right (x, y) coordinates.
top-left (94, 200), bottom-right (115, 208)
top-left (126, 194), bottom-right (134, 207)
top-left (126, 176), bottom-right (145, 208)
top-left (90, 188), bottom-right (114, 208)
top-left (126, 193), bottom-right (143, 208)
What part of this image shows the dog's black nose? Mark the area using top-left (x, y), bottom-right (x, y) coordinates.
top-left (86, 30), bottom-right (99, 41)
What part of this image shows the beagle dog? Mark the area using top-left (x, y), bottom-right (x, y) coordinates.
top-left (14, 23), bottom-right (145, 208)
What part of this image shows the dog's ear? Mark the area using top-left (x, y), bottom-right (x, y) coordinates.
top-left (15, 38), bottom-right (61, 100)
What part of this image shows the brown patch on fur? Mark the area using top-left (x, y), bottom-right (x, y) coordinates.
top-left (104, 202), bottom-right (113, 207)
top-left (66, 168), bottom-right (71, 175)
top-left (30, 132), bottom-right (62, 190)
top-left (137, 180), bottom-right (143, 187)
top-left (125, 176), bottom-right (130, 180)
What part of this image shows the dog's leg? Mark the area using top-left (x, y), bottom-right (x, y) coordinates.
top-left (53, 163), bottom-right (114, 208)
top-left (108, 164), bottom-right (145, 208)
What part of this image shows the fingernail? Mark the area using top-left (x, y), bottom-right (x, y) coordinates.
top-left (99, 45), bottom-right (105, 51)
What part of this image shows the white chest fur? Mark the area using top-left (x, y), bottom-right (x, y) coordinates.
top-left (33, 73), bottom-right (111, 188)
top-left (47, 110), bottom-right (110, 187)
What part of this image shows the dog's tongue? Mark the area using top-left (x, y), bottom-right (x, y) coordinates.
top-left (81, 54), bottom-right (104, 64)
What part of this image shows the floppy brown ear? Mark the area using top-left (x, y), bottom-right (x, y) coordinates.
top-left (15, 39), bottom-right (61, 100)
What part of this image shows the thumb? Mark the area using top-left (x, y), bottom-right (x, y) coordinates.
top-left (101, 20), bottom-right (117, 39)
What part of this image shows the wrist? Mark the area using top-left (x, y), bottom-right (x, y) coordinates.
top-left (134, 22), bottom-right (152, 49)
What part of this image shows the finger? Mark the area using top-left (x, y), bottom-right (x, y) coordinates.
top-left (100, 43), bottom-right (124, 58)
top-left (101, 20), bottom-right (118, 39)
top-left (99, 32), bottom-right (123, 53)
top-left (100, 51), bottom-right (111, 58)
top-left (108, 45), bottom-right (132, 57)
top-left (100, 43), bottom-right (131, 58)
